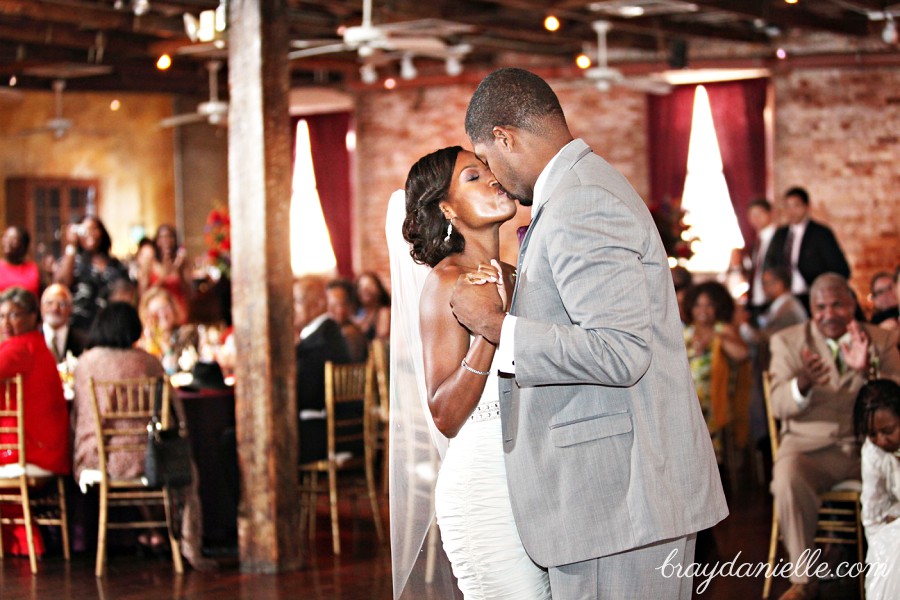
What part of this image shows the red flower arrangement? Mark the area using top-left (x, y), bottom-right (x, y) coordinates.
top-left (204, 206), bottom-right (231, 280)
top-left (649, 201), bottom-right (696, 262)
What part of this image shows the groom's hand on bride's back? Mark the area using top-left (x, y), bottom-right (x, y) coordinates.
top-left (450, 274), bottom-right (504, 344)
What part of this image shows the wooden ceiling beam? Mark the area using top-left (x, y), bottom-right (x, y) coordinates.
top-left (0, 0), bottom-right (183, 37)
top-left (0, 20), bottom-right (152, 55)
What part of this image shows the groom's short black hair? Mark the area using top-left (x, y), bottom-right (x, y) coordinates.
top-left (465, 68), bottom-right (566, 145)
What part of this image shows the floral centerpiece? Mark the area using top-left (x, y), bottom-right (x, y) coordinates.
top-left (650, 200), bottom-right (696, 263)
top-left (204, 206), bottom-right (231, 280)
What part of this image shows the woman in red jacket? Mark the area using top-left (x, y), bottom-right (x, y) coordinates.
top-left (0, 286), bottom-right (70, 556)
top-left (0, 286), bottom-right (70, 474)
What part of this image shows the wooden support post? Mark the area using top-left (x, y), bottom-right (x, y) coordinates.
top-left (228, 0), bottom-right (301, 573)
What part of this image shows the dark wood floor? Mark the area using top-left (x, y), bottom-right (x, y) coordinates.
top-left (0, 455), bottom-right (864, 600)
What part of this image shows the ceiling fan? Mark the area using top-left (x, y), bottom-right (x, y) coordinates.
top-left (177, 0), bottom-right (228, 58)
top-left (159, 61), bottom-right (228, 128)
top-left (15, 80), bottom-right (74, 140)
top-left (582, 21), bottom-right (672, 95)
top-left (288, 0), bottom-right (473, 79)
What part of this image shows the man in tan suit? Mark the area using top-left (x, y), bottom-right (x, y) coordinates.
top-left (769, 273), bottom-right (900, 600)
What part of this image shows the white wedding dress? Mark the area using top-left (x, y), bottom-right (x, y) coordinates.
top-left (861, 439), bottom-right (900, 600)
top-left (386, 189), bottom-right (549, 599)
top-left (434, 350), bottom-right (551, 600)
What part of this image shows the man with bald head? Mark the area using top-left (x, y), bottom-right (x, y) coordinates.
top-left (768, 273), bottom-right (900, 600)
top-left (293, 275), bottom-right (352, 464)
top-left (41, 283), bottom-right (87, 362)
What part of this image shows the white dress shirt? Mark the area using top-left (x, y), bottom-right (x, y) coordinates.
top-left (787, 218), bottom-right (810, 294)
top-left (751, 223), bottom-right (776, 306)
top-left (495, 140), bottom-right (577, 374)
top-left (42, 322), bottom-right (67, 362)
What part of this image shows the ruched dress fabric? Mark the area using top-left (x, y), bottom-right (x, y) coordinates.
top-left (433, 354), bottom-right (551, 600)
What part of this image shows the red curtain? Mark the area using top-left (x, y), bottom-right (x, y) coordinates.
top-left (647, 85), bottom-right (696, 210)
top-left (647, 79), bottom-right (768, 248)
top-left (291, 112), bottom-right (353, 278)
top-left (707, 78), bottom-right (768, 248)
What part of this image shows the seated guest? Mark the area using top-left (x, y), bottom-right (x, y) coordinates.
top-left (740, 266), bottom-right (809, 368)
top-left (671, 265), bottom-right (693, 325)
top-left (54, 216), bottom-right (130, 332)
top-left (354, 271), bottom-right (391, 342)
top-left (869, 271), bottom-right (899, 328)
top-left (0, 287), bottom-right (70, 473)
top-left (326, 278), bottom-right (368, 362)
top-left (768, 273), bottom-right (900, 600)
top-left (853, 379), bottom-right (900, 600)
top-left (137, 286), bottom-right (198, 375)
top-left (739, 266), bottom-right (808, 448)
top-left (683, 281), bottom-right (750, 461)
top-left (107, 276), bottom-right (138, 306)
top-left (0, 226), bottom-right (40, 297)
top-left (72, 302), bottom-right (210, 569)
top-left (294, 276), bottom-right (351, 464)
top-left (0, 287), bottom-right (70, 556)
top-left (40, 283), bottom-right (87, 362)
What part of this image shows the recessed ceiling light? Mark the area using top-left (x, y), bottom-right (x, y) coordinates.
top-left (544, 15), bottom-right (560, 32)
top-left (384, 77), bottom-right (397, 90)
top-left (576, 53), bottom-right (592, 69)
top-left (156, 54), bottom-right (172, 70)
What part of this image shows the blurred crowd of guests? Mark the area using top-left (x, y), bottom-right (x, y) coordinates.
top-left (0, 212), bottom-right (394, 568)
top-left (672, 186), bottom-right (900, 600)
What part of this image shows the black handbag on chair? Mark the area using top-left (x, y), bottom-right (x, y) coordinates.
top-left (144, 384), bottom-right (194, 489)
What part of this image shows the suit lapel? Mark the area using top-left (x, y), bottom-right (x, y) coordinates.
top-left (509, 140), bottom-right (593, 313)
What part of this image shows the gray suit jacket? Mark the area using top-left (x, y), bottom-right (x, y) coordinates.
top-left (503, 139), bottom-right (728, 567)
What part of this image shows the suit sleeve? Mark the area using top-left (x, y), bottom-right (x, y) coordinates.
top-left (820, 226), bottom-right (850, 279)
top-left (514, 187), bottom-right (652, 387)
top-left (873, 328), bottom-right (900, 382)
top-left (767, 330), bottom-right (808, 419)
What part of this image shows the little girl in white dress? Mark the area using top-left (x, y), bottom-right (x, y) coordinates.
top-left (854, 379), bottom-right (900, 600)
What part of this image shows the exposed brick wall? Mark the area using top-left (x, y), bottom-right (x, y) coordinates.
top-left (353, 81), bottom-right (649, 291)
top-left (772, 67), bottom-right (900, 305)
top-left (354, 67), bottom-right (899, 312)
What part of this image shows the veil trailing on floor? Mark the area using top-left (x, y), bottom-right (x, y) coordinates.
top-left (386, 190), bottom-right (456, 599)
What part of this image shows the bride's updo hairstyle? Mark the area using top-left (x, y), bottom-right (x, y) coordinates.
top-left (403, 146), bottom-right (466, 267)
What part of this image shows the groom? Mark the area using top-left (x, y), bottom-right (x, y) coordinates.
top-left (450, 68), bottom-right (728, 599)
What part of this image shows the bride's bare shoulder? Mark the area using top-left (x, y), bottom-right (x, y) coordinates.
top-left (422, 260), bottom-right (464, 298)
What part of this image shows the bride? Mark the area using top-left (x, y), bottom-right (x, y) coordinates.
top-left (397, 146), bottom-right (551, 599)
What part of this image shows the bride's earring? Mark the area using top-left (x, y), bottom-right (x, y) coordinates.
top-left (444, 217), bottom-right (454, 242)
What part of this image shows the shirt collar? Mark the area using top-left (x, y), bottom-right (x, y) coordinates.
top-left (42, 321), bottom-right (67, 341)
top-left (532, 139), bottom-right (579, 213)
top-left (299, 313), bottom-right (330, 341)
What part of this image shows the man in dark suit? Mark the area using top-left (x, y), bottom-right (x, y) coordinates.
top-left (744, 198), bottom-right (777, 325)
top-left (765, 186), bottom-right (850, 314)
top-left (40, 283), bottom-right (87, 362)
top-left (294, 275), bottom-right (351, 464)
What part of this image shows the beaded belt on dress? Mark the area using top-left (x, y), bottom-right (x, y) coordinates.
top-left (469, 400), bottom-right (500, 422)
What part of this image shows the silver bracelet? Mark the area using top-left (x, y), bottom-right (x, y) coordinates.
top-left (461, 358), bottom-right (490, 376)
